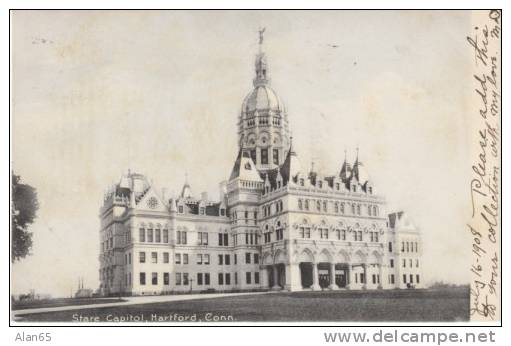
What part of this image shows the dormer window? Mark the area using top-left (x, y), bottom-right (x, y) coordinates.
top-left (220, 208), bottom-right (225, 216)
top-left (199, 207), bottom-right (205, 215)
top-left (261, 149), bottom-right (268, 164)
top-left (318, 181), bottom-right (323, 189)
top-left (335, 183), bottom-right (340, 190)
top-left (178, 205), bottom-right (184, 214)
top-left (299, 178), bottom-right (304, 186)
top-left (273, 149), bottom-right (279, 165)
top-left (368, 186), bottom-right (373, 194)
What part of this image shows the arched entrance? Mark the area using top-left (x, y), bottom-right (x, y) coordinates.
top-left (317, 263), bottom-right (331, 288)
top-left (298, 249), bottom-right (314, 289)
top-left (335, 263), bottom-right (349, 288)
top-left (299, 263), bottom-right (313, 288)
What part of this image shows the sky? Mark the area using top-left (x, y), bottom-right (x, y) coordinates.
top-left (11, 10), bottom-right (474, 297)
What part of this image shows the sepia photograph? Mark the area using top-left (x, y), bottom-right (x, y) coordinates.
top-left (9, 9), bottom-right (501, 325)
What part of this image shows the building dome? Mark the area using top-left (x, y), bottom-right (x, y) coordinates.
top-left (241, 85), bottom-right (284, 114)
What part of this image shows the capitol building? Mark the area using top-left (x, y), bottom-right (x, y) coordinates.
top-left (99, 33), bottom-right (424, 296)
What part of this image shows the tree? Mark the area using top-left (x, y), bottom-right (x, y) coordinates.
top-left (11, 173), bottom-right (39, 262)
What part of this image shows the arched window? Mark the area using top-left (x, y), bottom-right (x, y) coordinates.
top-left (368, 206), bottom-right (372, 216)
top-left (298, 199), bottom-right (303, 210)
top-left (373, 206), bottom-right (378, 216)
top-left (304, 200), bottom-right (309, 210)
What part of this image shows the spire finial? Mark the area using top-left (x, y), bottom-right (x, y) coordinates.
top-left (258, 27), bottom-right (266, 46)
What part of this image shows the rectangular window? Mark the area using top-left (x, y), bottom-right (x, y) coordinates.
top-left (183, 254), bottom-right (189, 265)
top-left (225, 273), bottom-right (231, 285)
top-left (218, 273), bottom-right (224, 285)
top-left (152, 272), bottom-right (158, 285)
top-left (416, 274), bottom-right (420, 284)
top-left (175, 253), bottom-right (181, 264)
top-left (273, 149), bottom-right (279, 165)
top-left (245, 253), bottom-right (251, 264)
top-left (151, 252), bottom-right (157, 264)
top-left (261, 148), bottom-right (268, 164)
top-left (390, 259), bottom-right (394, 268)
top-left (139, 272), bottom-right (146, 285)
top-left (128, 253), bottom-right (131, 264)
top-left (390, 274), bottom-right (395, 284)
top-left (218, 233), bottom-right (223, 246)
top-left (235, 272), bottom-right (238, 285)
top-left (255, 272), bottom-right (260, 284)
top-left (147, 229), bottom-right (153, 242)
top-left (183, 273), bottom-right (189, 285)
top-left (163, 252), bottom-right (169, 263)
top-left (224, 233), bottom-right (228, 246)
top-left (218, 254), bottom-right (223, 265)
top-left (197, 254), bottom-right (202, 264)
top-left (163, 229), bottom-right (169, 243)
top-left (372, 274), bottom-right (376, 284)
top-left (403, 259), bottom-right (406, 268)
top-left (176, 273), bottom-right (182, 285)
top-left (360, 273), bottom-right (365, 284)
top-left (197, 273), bottom-right (203, 285)
top-left (139, 252), bottom-right (146, 263)
top-left (182, 231), bottom-right (187, 244)
top-left (254, 253), bottom-right (259, 264)
top-left (388, 242), bottom-right (393, 252)
top-left (234, 254), bottom-right (237, 265)
top-left (139, 228), bottom-right (145, 242)
top-left (403, 274), bottom-right (407, 284)
top-left (205, 273), bottom-right (210, 285)
top-left (164, 272), bottom-right (169, 285)
top-left (204, 254), bottom-right (210, 265)
top-left (410, 274), bottom-right (414, 284)
top-left (246, 272), bottom-right (252, 284)
top-left (225, 254), bottom-right (231, 265)
top-left (176, 231), bottom-right (181, 244)
top-left (155, 229), bottom-right (161, 243)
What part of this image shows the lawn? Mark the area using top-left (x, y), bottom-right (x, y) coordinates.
top-left (11, 297), bottom-right (126, 311)
top-left (15, 287), bottom-right (469, 322)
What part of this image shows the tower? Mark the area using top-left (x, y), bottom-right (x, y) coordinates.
top-left (238, 29), bottom-right (290, 173)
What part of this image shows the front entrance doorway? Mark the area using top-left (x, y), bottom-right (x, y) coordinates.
top-left (318, 263), bottom-right (330, 289)
top-left (299, 262), bottom-right (313, 288)
top-left (335, 264), bottom-right (348, 288)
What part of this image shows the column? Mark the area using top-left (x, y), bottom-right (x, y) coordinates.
top-left (261, 265), bottom-right (269, 289)
top-left (347, 264), bottom-right (354, 290)
top-left (377, 264), bottom-right (383, 289)
top-left (272, 265), bottom-right (281, 290)
top-left (362, 263), bottom-right (367, 290)
top-left (328, 262), bottom-right (339, 290)
top-left (285, 262), bottom-right (302, 291)
top-left (311, 262), bottom-right (321, 290)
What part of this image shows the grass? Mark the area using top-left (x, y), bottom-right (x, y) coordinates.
top-left (14, 287), bottom-right (469, 322)
top-left (11, 297), bottom-right (126, 311)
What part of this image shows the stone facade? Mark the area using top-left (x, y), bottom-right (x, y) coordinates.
top-left (98, 34), bottom-right (424, 296)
